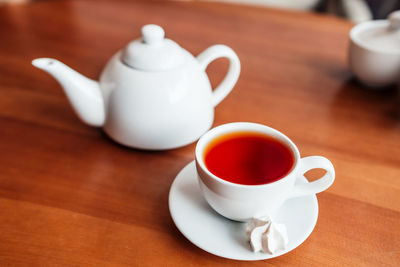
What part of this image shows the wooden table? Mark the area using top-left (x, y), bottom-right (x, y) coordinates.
top-left (0, 0), bottom-right (399, 266)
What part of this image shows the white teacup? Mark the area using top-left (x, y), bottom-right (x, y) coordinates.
top-left (195, 122), bottom-right (335, 222)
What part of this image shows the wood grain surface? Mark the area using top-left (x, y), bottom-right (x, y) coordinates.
top-left (0, 0), bottom-right (399, 266)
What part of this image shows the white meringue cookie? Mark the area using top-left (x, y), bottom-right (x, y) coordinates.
top-left (246, 216), bottom-right (288, 254)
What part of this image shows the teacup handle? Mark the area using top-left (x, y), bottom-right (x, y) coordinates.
top-left (197, 45), bottom-right (241, 107)
top-left (289, 156), bottom-right (335, 198)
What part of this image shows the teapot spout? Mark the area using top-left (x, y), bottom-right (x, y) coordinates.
top-left (32, 58), bottom-right (105, 127)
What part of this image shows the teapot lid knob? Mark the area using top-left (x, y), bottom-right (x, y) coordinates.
top-left (142, 24), bottom-right (165, 45)
top-left (121, 24), bottom-right (185, 71)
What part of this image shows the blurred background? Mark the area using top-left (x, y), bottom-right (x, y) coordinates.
top-left (209, 0), bottom-right (400, 22)
top-left (2, 0), bottom-right (399, 23)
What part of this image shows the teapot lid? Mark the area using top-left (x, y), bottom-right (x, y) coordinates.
top-left (121, 24), bottom-right (185, 71)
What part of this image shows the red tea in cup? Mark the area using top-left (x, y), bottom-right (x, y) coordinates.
top-left (204, 132), bottom-right (294, 185)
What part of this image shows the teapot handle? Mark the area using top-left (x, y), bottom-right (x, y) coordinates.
top-left (197, 45), bottom-right (240, 107)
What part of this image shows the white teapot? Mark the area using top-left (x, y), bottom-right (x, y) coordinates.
top-left (32, 24), bottom-right (240, 150)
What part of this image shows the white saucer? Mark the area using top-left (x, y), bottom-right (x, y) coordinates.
top-left (169, 161), bottom-right (319, 261)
